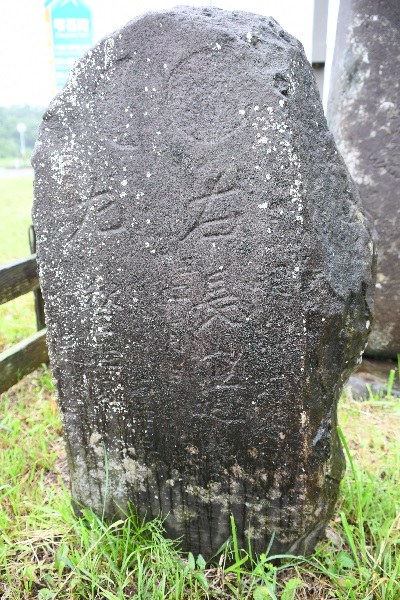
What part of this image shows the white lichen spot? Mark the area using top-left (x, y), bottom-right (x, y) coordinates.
top-left (104, 37), bottom-right (115, 69)
top-left (279, 99), bottom-right (285, 107)
top-left (239, 109), bottom-right (245, 115)
top-left (89, 432), bottom-right (104, 457)
top-left (122, 457), bottom-right (151, 490)
top-left (379, 101), bottom-right (395, 112)
top-left (254, 105), bottom-right (260, 111)
top-left (174, 505), bottom-right (198, 522)
top-left (258, 202), bottom-right (269, 209)
top-left (246, 32), bottom-right (252, 42)
top-left (121, 179), bottom-right (127, 186)
top-left (146, 172), bottom-right (151, 178)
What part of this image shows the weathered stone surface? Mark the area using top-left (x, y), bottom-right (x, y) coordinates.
top-left (327, 0), bottom-right (400, 358)
top-left (32, 7), bottom-right (375, 557)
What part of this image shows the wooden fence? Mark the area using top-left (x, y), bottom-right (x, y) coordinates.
top-left (0, 226), bottom-right (48, 394)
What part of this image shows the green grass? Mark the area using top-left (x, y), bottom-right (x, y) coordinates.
top-left (0, 176), bottom-right (36, 351)
top-left (0, 177), bottom-right (34, 264)
top-left (0, 157), bottom-right (33, 169)
top-left (0, 370), bottom-right (399, 599)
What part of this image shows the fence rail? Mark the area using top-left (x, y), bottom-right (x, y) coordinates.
top-left (0, 255), bottom-right (39, 305)
top-left (0, 228), bottom-right (48, 395)
top-left (0, 329), bottom-right (48, 394)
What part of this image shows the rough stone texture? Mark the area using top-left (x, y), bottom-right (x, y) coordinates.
top-left (327, 0), bottom-right (400, 358)
top-left (32, 7), bottom-right (375, 557)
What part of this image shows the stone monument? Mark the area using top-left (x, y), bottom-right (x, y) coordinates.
top-left (327, 0), bottom-right (400, 358)
top-left (32, 7), bottom-right (375, 557)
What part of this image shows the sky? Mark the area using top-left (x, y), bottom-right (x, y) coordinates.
top-left (0, 0), bottom-right (322, 108)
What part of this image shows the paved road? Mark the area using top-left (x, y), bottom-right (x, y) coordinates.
top-left (0, 168), bottom-right (34, 178)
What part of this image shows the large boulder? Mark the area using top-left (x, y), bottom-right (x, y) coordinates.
top-left (32, 6), bottom-right (375, 557)
top-left (327, 0), bottom-right (400, 358)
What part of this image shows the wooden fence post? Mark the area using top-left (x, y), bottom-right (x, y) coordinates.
top-left (29, 225), bottom-right (46, 331)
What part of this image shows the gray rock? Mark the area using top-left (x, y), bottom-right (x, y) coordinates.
top-left (32, 6), bottom-right (375, 557)
top-left (327, 0), bottom-right (400, 358)
top-left (347, 357), bottom-right (400, 399)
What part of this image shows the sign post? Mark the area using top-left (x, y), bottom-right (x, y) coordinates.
top-left (45, 0), bottom-right (93, 94)
top-left (16, 123), bottom-right (26, 157)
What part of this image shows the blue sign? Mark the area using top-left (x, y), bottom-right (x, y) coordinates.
top-left (45, 0), bottom-right (93, 92)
